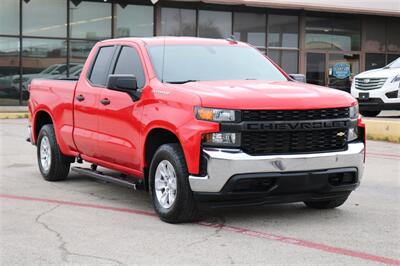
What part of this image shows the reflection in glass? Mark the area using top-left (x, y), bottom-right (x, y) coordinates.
top-left (22, 39), bottom-right (67, 103)
top-left (268, 50), bottom-right (298, 74)
top-left (69, 40), bottom-right (96, 78)
top-left (161, 8), bottom-right (196, 36)
top-left (364, 18), bottom-right (386, 52)
top-left (233, 12), bottom-right (266, 48)
top-left (387, 19), bottom-right (400, 53)
top-left (306, 53), bottom-right (326, 86)
top-left (69, 1), bottom-right (111, 40)
top-left (115, 5), bottom-right (154, 37)
top-left (365, 53), bottom-right (386, 70)
top-left (198, 10), bottom-right (232, 38)
top-left (305, 16), bottom-right (360, 51)
top-left (23, 0), bottom-right (66, 37)
top-left (0, 0), bottom-right (19, 35)
top-left (268, 15), bottom-right (298, 48)
top-left (0, 38), bottom-right (21, 105)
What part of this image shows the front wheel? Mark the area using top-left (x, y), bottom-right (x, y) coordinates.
top-left (360, 110), bottom-right (380, 117)
top-left (37, 124), bottom-right (71, 181)
top-left (149, 143), bottom-right (199, 223)
top-left (304, 196), bottom-right (349, 209)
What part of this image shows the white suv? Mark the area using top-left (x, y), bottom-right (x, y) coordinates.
top-left (351, 57), bottom-right (400, 117)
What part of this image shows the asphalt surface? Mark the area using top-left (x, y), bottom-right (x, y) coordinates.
top-left (1, 119), bottom-right (399, 265)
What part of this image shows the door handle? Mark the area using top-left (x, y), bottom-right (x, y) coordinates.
top-left (100, 98), bottom-right (111, 105)
top-left (76, 94), bottom-right (85, 102)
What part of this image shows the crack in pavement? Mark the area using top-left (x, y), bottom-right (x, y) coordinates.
top-left (35, 205), bottom-right (124, 265)
top-left (186, 216), bottom-right (226, 247)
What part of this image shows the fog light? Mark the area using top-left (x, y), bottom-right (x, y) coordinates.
top-left (347, 127), bottom-right (358, 142)
top-left (202, 133), bottom-right (240, 147)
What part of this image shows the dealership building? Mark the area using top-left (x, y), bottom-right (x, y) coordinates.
top-left (0, 0), bottom-right (399, 106)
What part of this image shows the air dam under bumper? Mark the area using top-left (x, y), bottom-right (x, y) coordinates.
top-left (189, 142), bottom-right (365, 193)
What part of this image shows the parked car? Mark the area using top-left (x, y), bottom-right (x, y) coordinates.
top-left (351, 57), bottom-right (400, 117)
top-left (28, 37), bottom-right (365, 223)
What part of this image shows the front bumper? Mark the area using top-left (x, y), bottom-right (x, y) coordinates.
top-left (189, 142), bottom-right (365, 193)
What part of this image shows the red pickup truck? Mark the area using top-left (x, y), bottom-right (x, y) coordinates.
top-left (28, 37), bottom-right (365, 223)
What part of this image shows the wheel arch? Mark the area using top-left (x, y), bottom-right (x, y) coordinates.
top-left (143, 127), bottom-right (185, 191)
top-left (33, 110), bottom-right (54, 144)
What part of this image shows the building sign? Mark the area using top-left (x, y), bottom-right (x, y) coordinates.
top-left (332, 62), bottom-right (351, 79)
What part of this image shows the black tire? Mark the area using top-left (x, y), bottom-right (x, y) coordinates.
top-left (304, 196), bottom-right (349, 209)
top-left (360, 110), bottom-right (380, 117)
top-left (149, 143), bottom-right (199, 223)
top-left (37, 124), bottom-right (71, 181)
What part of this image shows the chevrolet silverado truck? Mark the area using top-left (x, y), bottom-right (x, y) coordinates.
top-left (28, 37), bottom-right (365, 223)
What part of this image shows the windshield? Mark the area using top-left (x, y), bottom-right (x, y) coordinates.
top-left (386, 57), bottom-right (400, 68)
top-left (147, 45), bottom-right (287, 83)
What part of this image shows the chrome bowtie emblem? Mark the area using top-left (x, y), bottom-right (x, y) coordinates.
top-left (337, 132), bottom-right (346, 137)
top-left (363, 79), bottom-right (370, 83)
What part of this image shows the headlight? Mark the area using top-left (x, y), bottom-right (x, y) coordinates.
top-left (391, 75), bottom-right (400, 83)
top-left (202, 133), bottom-right (241, 147)
top-left (347, 127), bottom-right (358, 142)
top-left (349, 104), bottom-right (359, 119)
top-left (195, 107), bottom-right (238, 122)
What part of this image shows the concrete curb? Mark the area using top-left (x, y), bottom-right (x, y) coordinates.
top-left (364, 119), bottom-right (400, 143)
top-left (0, 113), bottom-right (29, 119)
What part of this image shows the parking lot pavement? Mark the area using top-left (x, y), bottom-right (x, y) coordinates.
top-left (1, 119), bottom-right (399, 265)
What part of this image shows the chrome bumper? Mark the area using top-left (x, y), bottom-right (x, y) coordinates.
top-left (189, 142), bottom-right (365, 193)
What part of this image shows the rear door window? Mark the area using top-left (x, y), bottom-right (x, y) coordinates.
top-left (89, 46), bottom-right (115, 86)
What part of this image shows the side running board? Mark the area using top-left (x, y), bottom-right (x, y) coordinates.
top-left (71, 166), bottom-right (141, 190)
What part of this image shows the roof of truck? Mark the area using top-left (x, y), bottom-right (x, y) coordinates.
top-left (100, 36), bottom-right (249, 47)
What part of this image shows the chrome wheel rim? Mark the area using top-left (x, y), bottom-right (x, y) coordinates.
top-left (40, 136), bottom-right (51, 173)
top-left (154, 160), bottom-right (177, 209)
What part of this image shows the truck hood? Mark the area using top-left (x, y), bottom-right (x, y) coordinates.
top-left (166, 80), bottom-right (356, 110)
top-left (355, 67), bottom-right (400, 79)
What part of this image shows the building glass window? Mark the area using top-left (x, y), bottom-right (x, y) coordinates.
top-left (69, 1), bottom-right (111, 40)
top-left (387, 19), bottom-right (400, 53)
top-left (268, 15), bottom-right (298, 48)
top-left (233, 12), bottom-right (266, 49)
top-left (198, 10), bottom-right (232, 38)
top-left (365, 53), bottom-right (386, 70)
top-left (115, 5), bottom-right (154, 37)
top-left (69, 40), bottom-right (96, 78)
top-left (387, 54), bottom-right (400, 64)
top-left (23, 0), bottom-right (67, 37)
top-left (268, 50), bottom-right (298, 74)
top-left (364, 17), bottom-right (386, 52)
top-left (22, 38), bottom-right (67, 103)
top-left (0, 37), bottom-right (21, 106)
top-left (0, 0), bottom-right (19, 35)
top-left (161, 8), bottom-right (196, 36)
top-left (305, 16), bottom-right (361, 51)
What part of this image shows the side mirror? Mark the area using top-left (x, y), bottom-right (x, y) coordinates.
top-left (289, 74), bottom-right (306, 83)
top-left (106, 74), bottom-right (139, 100)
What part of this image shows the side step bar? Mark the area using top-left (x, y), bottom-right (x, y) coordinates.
top-left (71, 166), bottom-right (140, 190)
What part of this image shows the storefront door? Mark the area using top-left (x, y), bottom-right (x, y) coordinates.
top-left (306, 52), bottom-right (360, 92)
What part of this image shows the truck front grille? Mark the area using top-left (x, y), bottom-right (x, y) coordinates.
top-left (242, 129), bottom-right (348, 155)
top-left (242, 108), bottom-right (349, 121)
top-left (355, 78), bottom-right (387, 90)
top-left (240, 108), bottom-right (349, 155)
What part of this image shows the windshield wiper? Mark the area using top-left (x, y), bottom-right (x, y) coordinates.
top-left (165, 80), bottom-right (199, 84)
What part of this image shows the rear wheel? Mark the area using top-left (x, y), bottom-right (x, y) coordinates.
top-left (304, 196), bottom-right (348, 209)
top-left (37, 124), bottom-right (71, 181)
top-left (360, 110), bottom-right (380, 117)
top-left (149, 143), bottom-right (198, 223)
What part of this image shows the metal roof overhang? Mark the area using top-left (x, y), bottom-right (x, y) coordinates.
top-left (153, 0), bottom-right (400, 17)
